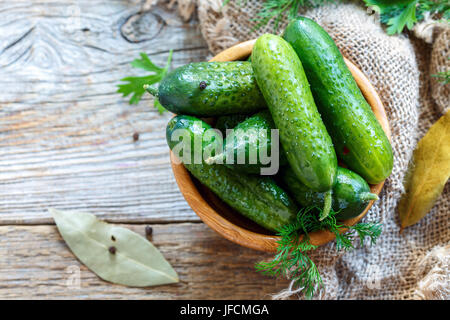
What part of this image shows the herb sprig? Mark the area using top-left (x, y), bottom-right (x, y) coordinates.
top-left (224, 0), bottom-right (449, 35)
top-left (432, 70), bottom-right (450, 84)
top-left (367, 0), bottom-right (449, 35)
top-left (117, 50), bottom-right (173, 113)
top-left (253, 0), bottom-right (337, 31)
top-left (256, 207), bottom-right (382, 299)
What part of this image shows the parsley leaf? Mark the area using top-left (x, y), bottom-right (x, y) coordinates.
top-left (130, 52), bottom-right (164, 72)
top-left (117, 50), bottom-right (173, 113)
top-left (365, 0), bottom-right (418, 35)
top-left (386, 1), bottom-right (418, 35)
top-left (365, 0), bottom-right (449, 35)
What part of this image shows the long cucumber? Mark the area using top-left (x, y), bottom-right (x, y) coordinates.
top-left (283, 17), bottom-right (393, 184)
top-left (251, 34), bottom-right (337, 218)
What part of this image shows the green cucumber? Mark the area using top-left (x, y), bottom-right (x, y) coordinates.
top-left (207, 110), bottom-right (287, 174)
top-left (251, 34), bottom-right (337, 193)
top-left (148, 62), bottom-right (265, 117)
top-left (283, 17), bottom-right (393, 184)
top-left (166, 115), bottom-right (298, 231)
top-left (215, 114), bottom-right (251, 135)
top-left (282, 166), bottom-right (378, 220)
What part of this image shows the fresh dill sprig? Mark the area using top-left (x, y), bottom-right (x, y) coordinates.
top-left (255, 207), bottom-right (382, 299)
top-left (252, 0), bottom-right (337, 31)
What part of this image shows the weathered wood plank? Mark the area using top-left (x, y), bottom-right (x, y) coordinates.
top-left (0, 0), bottom-right (210, 224)
top-left (0, 1), bottom-right (289, 301)
top-left (0, 223), bottom-right (290, 299)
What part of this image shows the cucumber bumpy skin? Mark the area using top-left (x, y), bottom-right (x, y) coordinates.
top-left (283, 17), bottom-right (393, 184)
top-left (207, 110), bottom-right (287, 174)
top-left (149, 62), bottom-right (266, 117)
top-left (166, 115), bottom-right (298, 232)
top-left (282, 166), bottom-right (379, 220)
top-left (214, 114), bottom-right (251, 135)
top-left (251, 34), bottom-right (337, 193)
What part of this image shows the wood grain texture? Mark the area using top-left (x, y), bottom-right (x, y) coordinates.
top-left (0, 2), bottom-right (287, 299)
top-left (172, 39), bottom-right (389, 252)
top-left (0, 223), bottom-right (291, 299)
top-left (0, 0), bottom-right (210, 224)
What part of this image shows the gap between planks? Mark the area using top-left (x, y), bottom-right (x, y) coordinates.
top-left (0, 222), bottom-right (290, 299)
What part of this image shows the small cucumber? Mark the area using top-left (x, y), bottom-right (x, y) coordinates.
top-left (166, 115), bottom-right (298, 231)
top-left (283, 17), bottom-right (393, 184)
top-left (207, 110), bottom-right (287, 174)
top-left (251, 34), bottom-right (337, 194)
top-left (148, 62), bottom-right (265, 117)
top-left (282, 166), bottom-right (379, 220)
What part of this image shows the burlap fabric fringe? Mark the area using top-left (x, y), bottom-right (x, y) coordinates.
top-left (151, 0), bottom-right (450, 299)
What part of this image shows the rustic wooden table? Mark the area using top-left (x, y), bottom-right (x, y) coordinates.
top-left (0, 0), bottom-right (290, 299)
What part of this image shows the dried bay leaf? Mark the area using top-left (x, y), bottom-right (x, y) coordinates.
top-left (399, 111), bottom-right (450, 230)
top-left (50, 208), bottom-right (179, 287)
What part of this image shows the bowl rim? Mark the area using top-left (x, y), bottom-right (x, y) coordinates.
top-left (170, 39), bottom-right (390, 252)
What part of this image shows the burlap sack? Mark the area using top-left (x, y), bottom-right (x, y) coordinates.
top-left (163, 0), bottom-right (450, 299)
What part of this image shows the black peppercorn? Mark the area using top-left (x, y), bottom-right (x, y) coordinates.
top-left (145, 226), bottom-right (153, 237)
top-left (108, 246), bottom-right (117, 254)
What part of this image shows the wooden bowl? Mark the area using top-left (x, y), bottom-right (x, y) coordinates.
top-left (170, 39), bottom-right (391, 252)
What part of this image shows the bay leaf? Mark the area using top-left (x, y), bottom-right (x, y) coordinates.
top-left (398, 111), bottom-right (450, 230)
top-left (50, 208), bottom-right (179, 287)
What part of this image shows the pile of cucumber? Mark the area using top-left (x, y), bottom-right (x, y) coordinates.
top-left (151, 17), bottom-right (393, 233)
